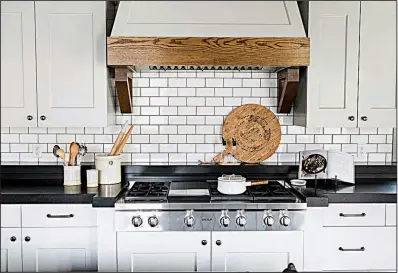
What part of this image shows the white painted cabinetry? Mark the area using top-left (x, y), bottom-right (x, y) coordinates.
top-left (296, 1), bottom-right (396, 128)
top-left (0, 1), bottom-right (113, 127)
top-left (0, 2), bottom-right (37, 127)
top-left (117, 232), bottom-right (211, 272)
top-left (1, 228), bottom-right (22, 272)
top-left (211, 231), bottom-right (303, 272)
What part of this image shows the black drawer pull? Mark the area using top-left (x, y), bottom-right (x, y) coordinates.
top-left (339, 247), bottom-right (365, 252)
top-left (339, 213), bottom-right (366, 217)
top-left (46, 214), bottom-right (74, 218)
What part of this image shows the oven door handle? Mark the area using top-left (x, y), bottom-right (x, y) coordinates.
top-left (339, 213), bottom-right (366, 217)
top-left (339, 247), bottom-right (365, 252)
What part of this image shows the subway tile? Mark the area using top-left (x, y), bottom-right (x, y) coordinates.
top-left (252, 72), bottom-right (270, 78)
top-left (169, 116), bottom-right (187, 125)
top-left (10, 128), bottom-right (28, 133)
top-left (278, 153), bottom-right (296, 163)
top-left (324, 128), bottom-right (341, 134)
top-left (281, 135), bottom-right (296, 143)
top-left (386, 153), bottom-right (392, 162)
top-left (178, 88), bottom-right (196, 97)
top-left (369, 135), bottom-right (386, 144)
top-left (131, 135), bottom-right (150, 144)
top-left (45, 144), bottom-right (58, 153)
top-left (160, 107), bottom-right (178, 115)
top-left (187, 153), bottom-right (204, 162)
top-left (141, 87), bottom-right (159, 96)
top-left (224, 98), bottom-right (242, 106)
top-left (233, 88), bottom-right (251, 97)
top-left (206, 97), bottom-right (223, 107)
top-left (378, 144), bottom-right (392, 153)
top-left (224, 79), bottom-right (242, 87)
top-left (261, 78), bottom-right (277, 87)
top-left (205, 135), bottom-right (221, 144)
top-left (187, 135), bottom-right (204, 143)
top-left (206, 78), bottom-right (223, 87)
top-left (76, 134), bottom-right (94, 143)
top-left (196, 144), bottom-right (214, 153)
top-left (160, 125), bottom-right (177, 134)
top-left (215, 107), bottom-right (233, 116)
top-left (116, 116), bottom-right (132, 125)
top-left (242, 96), bottom-right (261, 104)
top-left (19, 153), bottom-right (38, 162)
top-left (141, 126), bottom-right (159, 134)
top-left (341, 144), bottom-right (357, 153)
top-left (187, 78), bottom-right (205, 87)
top-left (134, 97), bottom-right (150, 106)
top-left (242, 79), bottom-right (260, 87)
top-left (360, 128), bottom-right (377, 134)
top-left (160, 144), bottom-right (177, 153)
top-left (169, 97), bottom-right (187, 106)
top-left (378, 128), bottom-right (393, 134)
top-left (57, 134), bottom-right (75, 143)
top-left (215, 88), bottom-right (232, 97)
top-left (85, 127), bottom-right (104, 134)
top-left (178, 71), bottom-right (196, 78)
top-left (19, 134), bottom-right (38, 143)
top-left (264, 154), bottom-right (278, 163)
top-left (278, 116), bottom-right (294, 126)
top-left (215, 72), bottom-right (233, 78)
top-left (306, 144), bottom-right (324, 150)
top-left (251, 88), bottom-right (269, 97)
top-left (133, 78), bottom-right (149, 87)
top-left (387, 135), bottom-right (393, 143)
top-left (305, 127), bottom-right (323, 134)
top-left (85, 144), bottom-right (103, 153)
top-left (277, 144), bottom-right (288, 153)
top-left (104, 125), bottom-right (122, 134)
top-left (269, 88), bottom-right (278, 97)
top-left (197, 88), bottom-right (214, 96)
top-left (368, 153), bottom-right (386, 162)
top-left (178, 107), bottom-right (196, 115)
top-left (150, 97), bottom-right (169, 106)
top-left (141, 71), bottom-right (159, 78)
top-left (187, 97), bottom-right (205, 106)
top-left (296, 135), bottom-right (314, 144)
top-left (187, 116), bottom-right (205, 125)
top-left (169, 153), bottom-right (187, 162)
top-left (333, 135), bottom-right (350, 143)
top-left (150, 116), bottom-right (169, 125)
top-left (260, 97), bottom-right (277, 106)
top-left (95, 135), bottom-right (113, 143)
top-left (141, 107), bottom-right (160, 116)
top-left (159, 71), bottom-right (177, 78)
top-left (233, 72), bottom-right (251, 78)
top-left (131, 116), bottom-right (150, 125)
top-left (169, 135), bottom-right (186, 143)
top-left (287, 144), bottom-right (305, 153)
top-left (196, 107), bottom-right (214, 116)
top-left (1, 127), bottom-right (9, 133)
top-left (151, 153), bottom-right (169, 163)
top-left (39, 134), bottom-right (56, 143)
top-left (178, 126), bottom-right (196, 134)
top-left (324, 144), bottom-right (341, 151)
top-left (178, 144), bottom-right (196, 153)
top-left (131, 153), bottom-right (150, 163)
top-left (141, 144), bottom-right (159, 153)
top-left (150, 78), bottom-right (167, 87)
top-left (315, 135), bottom-right (332, 143)
top-left (169, 78), bottom-right (186, 87)
top-left (10, 144), bottom-right (29, 153)
top-left (197, 72), bottom-right (214, 78)
top-left (361, 144), bottom-right (377, 152)
top-left (1, 153), bottom-right (20, 162)
top-left (159, 87), bottom-right (178, 96)
top-left (1, 144), bottom-right (10, 152)
top-left (341, 128), bottom-right (359, 135)
top-left (351, 135), bottom-right (369, 144)
top-left (196, 125), bottom-right (214, 134)
top-left (123, 144), bottom-right (140, 153)
top-left (287, 126), bottom-right (305, 135)
top-left (206, 116), bottom-right (223, 125)
top-left (29, 128), bottom-right (47, 134)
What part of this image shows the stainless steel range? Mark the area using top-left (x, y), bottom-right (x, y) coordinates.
top-left (114, 180), bottom-right (306, 272)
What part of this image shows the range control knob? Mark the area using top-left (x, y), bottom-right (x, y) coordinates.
top-left (220, 216), bottom-right (231, 227)
top-left (236, 216), bottom-right (247, 227)
top-left (263, 216), bottom-right (275, 226)
top-left (132, 216), bottom-right (143, 227)
top-left (148, 216), bottom-right (159, 227)
top-left (184, 216), bottom-right (195, 227)
top-left (280, 215), bottom-right (291, 227)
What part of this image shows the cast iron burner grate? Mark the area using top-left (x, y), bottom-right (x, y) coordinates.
top-left (125, 182), bottom-right (170, 202)
top-left (249, 181), bottom-right (297, 203)
top-left (208, 183), bottom-right (254, 202)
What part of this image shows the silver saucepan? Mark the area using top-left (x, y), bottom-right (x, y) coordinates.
top-left (217, 174), bottom-right (268, 195)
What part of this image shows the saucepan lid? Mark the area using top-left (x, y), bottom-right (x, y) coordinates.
top-left (218, 174), bottom-right (246, 183)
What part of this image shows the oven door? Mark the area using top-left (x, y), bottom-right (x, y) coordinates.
top-left (211, 231), bottom-right (303, 272)
top-left (117, 231), bottom-right (211, 272)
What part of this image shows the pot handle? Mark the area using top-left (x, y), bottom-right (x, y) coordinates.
top-left (247, 180), bottom-right (269, 186)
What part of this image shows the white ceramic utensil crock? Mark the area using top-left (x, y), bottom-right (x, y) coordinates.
top-left (95, 154), bottom-right (121, 185)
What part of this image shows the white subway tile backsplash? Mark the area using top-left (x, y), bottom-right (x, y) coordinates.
top-left (1, 69), bottom-right (392, 164)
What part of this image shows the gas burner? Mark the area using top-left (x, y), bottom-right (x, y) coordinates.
top-left (249, 181), bottom-right (297, 203)
top-left (208, 183), bottom-right (254, 202)
top-left (125, 182), bottom-right (170, 202)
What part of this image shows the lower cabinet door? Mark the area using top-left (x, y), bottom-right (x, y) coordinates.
top-left (323, 227), bottom-right (396, 271)
top-left (1, 228), bottom-right (22, 272)
top-left (22, 227), bottom-right (97, 272)
top-left (212, 231), bottom-right (303, 272)
top-left (117, 232), bottom-right (211, 272)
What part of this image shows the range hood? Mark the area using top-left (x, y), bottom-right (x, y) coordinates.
top-left (107, 1), bottom-right (310, 113)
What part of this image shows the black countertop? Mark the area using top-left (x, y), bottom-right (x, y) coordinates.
top-left (1, 164), bottom-right (396, 207)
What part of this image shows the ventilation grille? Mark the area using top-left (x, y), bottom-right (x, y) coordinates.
top-left (148, 66), bottom-right (265, 71)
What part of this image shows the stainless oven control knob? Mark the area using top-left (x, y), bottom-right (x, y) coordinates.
top-left (148, 216), bottom-right (159, 227)
top-left (263, 216), bottom-right (275, 226)
top-left (132, 216), bottom-right (143, 227)
top-left (184, 216), bottom-right (195, 227)
top-left (236, 216), bottom-right (247, 227)
top-left (280, 216), bottom-right (291, 226)
top-left (220, 216), bottom-right (231, 227)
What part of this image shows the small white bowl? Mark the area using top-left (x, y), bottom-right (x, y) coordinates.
top-left (290, 179), bottom-right (306, 186)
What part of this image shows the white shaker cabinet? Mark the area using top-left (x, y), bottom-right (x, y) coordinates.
top-left (22, 227), bottom-right (97, 272)
top-left (296, 1), bottom-right (396, 128)
top-left (0, 1), bottom-right (38, 127)
top-left (35, 1), bottom-right (109, 127)
top-left (1, 228), bottom-right (22, 272)
top-left (358, 1), bottom-right (397, 127)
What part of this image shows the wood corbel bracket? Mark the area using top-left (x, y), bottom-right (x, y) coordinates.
top-left (277, 68), bottom-right (300, 113)
top-left (114, 67), bottom-right (133, 113)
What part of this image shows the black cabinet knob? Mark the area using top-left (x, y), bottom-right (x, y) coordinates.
top-left (10, 236), bottom-right (16, 242)
top-left (361, 116), bottom-right (368, 121)
top-left (25, 236), bottom-right (31, 242)
top-left (348, 116), bottom-right (355, 121)
top-left (216, 240), bottom-right (221, 246)
top-left (201, 240), bottom-right (207, 245)
top-left (40, 116), bottom-right (46, 121)
top-left (27, 115), bottom-right (33, 120)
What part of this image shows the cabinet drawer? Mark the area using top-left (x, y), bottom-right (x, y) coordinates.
top-left (21, 204), bottom-right (96, 227)
top-left (323, 227), bottom-right (396, 271)
top-left (323, 204), bottom-right (385, 226)
top-left (386, 204), bottom-right (396, 226)
top-left (1, 205), bottom-right (21, 227)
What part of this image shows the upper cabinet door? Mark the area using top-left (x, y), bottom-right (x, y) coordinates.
top-left (35, 1), bottom-right (108, 127)
top-left (307, 2), bottom-right (360, 128)
top-left (358, 1), bottom-right (396, 128)
top-left (1, 1), bottom-right (37, 127)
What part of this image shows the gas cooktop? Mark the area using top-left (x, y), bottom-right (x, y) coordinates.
top-left (123, 180), bottom-right (298, 203)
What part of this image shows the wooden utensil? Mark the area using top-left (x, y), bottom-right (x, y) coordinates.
top-left (248, 180), bottom-right (269, 186)
top-left (220, 104), bottom-right (281, 163)
top-left (53, 145), bottom-right (67, 165)
top-left (113, 124), bottom-right (134, 155)
top-left (69, 142), bottom-right (79, 166)
top-left (109, 121), bottom-right (129, 156)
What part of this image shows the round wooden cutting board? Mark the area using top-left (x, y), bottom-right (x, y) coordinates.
top-left (222, 104), bottom-right (281, 163)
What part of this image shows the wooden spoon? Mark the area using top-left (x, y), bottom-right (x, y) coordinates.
top-left (69, 142), bottom-right (79, 166)
top-left (53, 145), bottom-right (66, 165)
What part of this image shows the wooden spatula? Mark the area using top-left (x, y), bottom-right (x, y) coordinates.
top-left (69, 142), bottom-right (79, 166)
